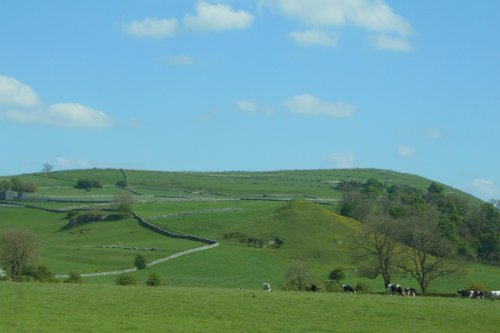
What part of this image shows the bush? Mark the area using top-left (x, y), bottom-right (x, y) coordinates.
top-left (23, 265), bottom-right (54, 282)
top-left (468, 282), bottom-right (487, 292)
top-left (134, 254), bottom-right (147, 270)
top-left (116, 180), bottom-right (128, 188)
top-left (146, 273), bottom-right (163, 286)
top-left (355, 282), bottom-right (371, 293)
top-left (64, 272), bottom-right (82, 284)
top-left (329, 268), bottom-right (345, 283)
top-left (115, 273), bottom-right (137, 286)
top-left (75, 179), bottom-right (102, 190)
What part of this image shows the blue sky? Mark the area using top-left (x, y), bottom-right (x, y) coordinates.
top-left (0, 0), bottom-right (499, 201)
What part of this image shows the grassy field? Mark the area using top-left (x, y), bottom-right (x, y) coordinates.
top-left (1, 282), bottom-right (499, 333)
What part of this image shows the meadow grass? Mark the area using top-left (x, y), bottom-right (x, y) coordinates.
top-left (1, 282), bottom-right (499, 333)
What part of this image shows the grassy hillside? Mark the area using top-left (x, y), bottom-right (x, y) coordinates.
top-left (1, 168), bottom-right (497, 292)
top-left (1, 283), bottom-right (499, 333)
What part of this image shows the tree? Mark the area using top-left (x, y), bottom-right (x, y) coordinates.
top-left (0, 229), bottom-right (39, 280)
top-left (284, 261), bottom-right (315, 291)
top-left (397, 216), bottom-right (461, 293)
top-left (115, 273), bottom-right (137, 286)
top-left (65, 271), bottom-right (82, 283)
top-left (328, 268), bottom-right (345, 283)
top-left (134, 254), bottom-right (147, 270)
top-left (355, 215), bottom-right (399, 288)
top-left (114, 191), bottom-right (135, 215)
top-left (42, 163), bottom-right (53, 174)
top-left (75, 179), bottom-right (102, 190)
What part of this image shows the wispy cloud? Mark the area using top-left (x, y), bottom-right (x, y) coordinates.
top-left (236, 100), bottom-right (275, 115)
top-left (0, 75), bottom-right (112, 128)
top-left (284, 93), bottom-right (355, 118)
top-left (184, 1), bottom-right (254, 31)
top-left (397, 145), bottom-right (415, 157)
top-left (289, 29), bottom-right (339, 47)
top-left (424, 128), bottom-right (443, 140)
top-left (329, 152), bottom-right (355, 168)
top-left (260, 0), bottom-right (413, 51)
top-left (471, 179), bottom-right (498, 198)
top-left (165, 55), bottom-right (195, 65)
top-left (125, 17), bottom-right (179, 38)
top-left (373, 34), bottom-right (412, 52)
top-left (56, 156), bottom-right (92, 169)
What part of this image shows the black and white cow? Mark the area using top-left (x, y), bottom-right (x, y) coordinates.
top-left (341, 284), bottom-right (356, 294)
top-left (386, 283), bottom-right (404, 296)
top-left (489, 291), bottom-right (500, 300)
top-left (404, 287), bottom-right (417, 296)
top-left (457, 289), bottom-right (473, 298)
top-left (262, 282), bottom-right (272, 291)
top-left (471, 291), bottom-right (486, 299)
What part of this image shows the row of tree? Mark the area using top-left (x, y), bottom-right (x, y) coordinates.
top-left (340, 179), bottom-right (500, 263)
top-left (339, 179), bottom-right (499, 292)
top-left (0, 178), bottom-right (37, 194)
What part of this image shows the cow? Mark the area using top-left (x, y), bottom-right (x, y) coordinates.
top-left (341, 284), bottom-right (356, 294)
top-left (404, 287), bottom-right (417, 296)
top-left (489, 291), bottom-right (500, 299)
top-left (386, 283), bottom-right (404, 296)
top-left (262, 282), bottom-right (272, 292)
top-left (457, 289), bottom-right (473, 298)
top-left (471, 291), bottom-right (486, 299)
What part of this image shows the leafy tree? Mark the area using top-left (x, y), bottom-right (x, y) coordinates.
top-left (146, 273), bottom-right (163, 286)
top-left (134, 254), bottom-right (147, 270)
top-left (328, 268), bottom-right (345, 283)
top-left (0, 229), bottom-right (39, 280)
top-left (114, 191), bottom-right (135, 215)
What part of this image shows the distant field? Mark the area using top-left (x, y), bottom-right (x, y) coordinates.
top-left (1, 283), bottom-right (499, 333)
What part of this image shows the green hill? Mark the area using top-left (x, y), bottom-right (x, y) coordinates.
top-left (1, 168), bottom-right (498, 292)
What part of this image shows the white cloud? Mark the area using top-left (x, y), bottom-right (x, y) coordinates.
top-left (424, 128), bottom-right (443, 140)
top-left (0, 76), bottom-right (40, 108)
top-left (329, 152), bottom-right (355, 168)
top-left (0, 75), bottom-right (112, 129)
top-left (184, 1), bottom-right (254, 31)
top-left (125, 17), bottom-right (179, 38)
top-left (56, 156), bottom-right (92, 169)
top-left (236, 100), bottom-right (274, 114)
top-left (471, 179), bottom-right (498, 198)
top-left (373, 34), bottom-right (412, 52)
top-left (260, 0), bottom-right (412, 50)
top-left (166, 55), bottom-right (195, 65)
top-left (283, 93), bottom-right (355, 118)
top-left (397, 145), bottom-right (415, 157)
top-left (289, 29), bottom-right (339, 47)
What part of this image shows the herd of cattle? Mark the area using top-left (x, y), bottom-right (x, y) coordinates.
top-left (263, 282), bottom-right (499, 299)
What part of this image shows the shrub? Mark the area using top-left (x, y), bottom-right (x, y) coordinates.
top-left (115, 273), bottom-right (137, 286)
top-left (355, 282), bottom-right (371, 293)
top-left (468, 282), bottom-right (487, 292)
top-left (65, 272), bottom-right (82, 284)
top-left (134, 254), bottom-right (147, 270)
top-left (329, 268), bottom-right (345, 283)
top-left (146, 273), bottom-right (163, 286)
top-left (75, 179), bottom-right (102, 190)
top-left (116, 180), bottom-right (128, 188)
top-left (23, 265), bottom-right (54, 282)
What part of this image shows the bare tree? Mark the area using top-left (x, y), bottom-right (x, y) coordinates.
top-left (42, 163), bottom-right (53, 174)
top-left (355, 215), bottom-right (399, 288)
top-left (397, 216), bottom-right (461, 293)
top-left (0, 228), bottom-right (39, 280)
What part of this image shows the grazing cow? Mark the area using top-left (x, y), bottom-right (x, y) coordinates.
top-left (262, 282), bottom-right (272, 292)
top-left (341, 284), bottom-right (356, 294)
top-left (471, 291), bottom-right (486, 299)
top-left (489, 291), bottom-right (500, 299)
top-left (404, 287), bottom-right (417, 296)
top-left (386, 283), bottom-right (404, 296)
top-left (457, 289), bottom-right (473, 298)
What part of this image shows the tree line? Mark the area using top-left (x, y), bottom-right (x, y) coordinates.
top-left (340, 179), bottom-right (499, 292)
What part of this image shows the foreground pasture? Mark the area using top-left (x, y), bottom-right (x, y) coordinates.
top-left (1, 283), bottom-right (499, 332)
